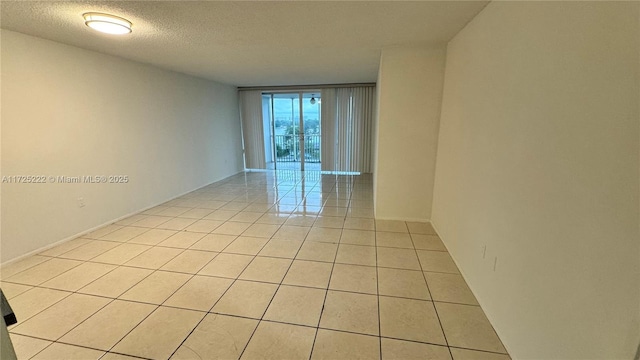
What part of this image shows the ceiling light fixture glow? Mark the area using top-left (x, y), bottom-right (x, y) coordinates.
top-left (83, 13), bottom-right (132, 35)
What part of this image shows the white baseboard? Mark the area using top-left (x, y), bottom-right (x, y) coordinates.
top-left (1, 169), bottom-right (245, 268)
top-left (429, 220), bottom-right (513, 358)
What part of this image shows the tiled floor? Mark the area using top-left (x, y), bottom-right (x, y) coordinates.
top-left (1, 170), bottom-right (510, 360)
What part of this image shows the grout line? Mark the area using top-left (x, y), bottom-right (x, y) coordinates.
top-left (410, 221), bottom-right (455, 359)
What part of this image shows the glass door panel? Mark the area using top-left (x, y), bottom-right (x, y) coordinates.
top-left (267, 91), bottom-right (322, 171)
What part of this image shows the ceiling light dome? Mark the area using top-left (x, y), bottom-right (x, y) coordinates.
top-left (83, 13), bottom-right (132, 35)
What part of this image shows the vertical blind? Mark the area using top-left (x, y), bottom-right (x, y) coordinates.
top-left (240, 86), bottom-right (375, 173)
top-left (321, 86), bottom-right (376, 173)
top-left (239, 90), bottom-right (266, 169)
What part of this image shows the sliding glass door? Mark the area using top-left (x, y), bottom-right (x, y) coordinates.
top-left (264, 92), bottom-right (321, 171)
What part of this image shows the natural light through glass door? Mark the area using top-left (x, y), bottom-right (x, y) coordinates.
top-left (264, 92), bottom-right (321, 171)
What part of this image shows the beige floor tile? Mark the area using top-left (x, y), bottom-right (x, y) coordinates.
top-left (342, 217), bottom-right (376, 231)
top-left (11, 293), bottom-right (110, 340)
top-left (264, 285), bottom-right (326, 326)
top-left (376, 232), bottom-right (414, 249)
top-left (160, 249), bottom-right (218, 274)
top-left (425, 272), bottom-right (478, 305)
top-left (39, 238), bottom-right (91, 257)
top-left (412, 234), bottom-right (447, 251)
top-left (198, 253), bottom-right (253, 279)
top-left (112, 306), bottom-right (205, 360)
top-left (31, 342), bottom-right (105, 359)
top-left (335, 244), bottom-right (376, 266)
top-left (9, 334), bottom-right (52, 360)
top-left (59, 299), bottom-right (156, 350)
top-left (212, 221), bottom-right (252, 235)
top-left (57, 241), bottom-right (120, 261)
top-left (164, 275), bottom-right (233, 311)
top-left (320, 291), bottom-right (379, 336)
top-left (242, 223), bottom-right (281, 238)
top-left (319, 206), bottom-right (348, 217)
top-left (416, 250), bottom-right (460, 274)
top-left (379, 296), bottom-right (446, 345)
top-left (41, 262), bottom-right (116, 291)
top-left (240, 321), bottom-right (316, 360)
top-left (172, 314), bottom-right (258, 360)
top-left (255, 213), bottom-right (289, 225)
top-left (222, 202), bottom-right (250, 211)
top-left (324, 198), bottom-right (350, 208)
top-left (340, 229), bottom-right (376, 246)
top-left (1, 255), bottom-right (50, 279)
top-left (376, 247), bottom-right (421, 270)
top-left (244, 203), bottom-right (274, 212)
top-left (296, 242), bottom-right (338, 262)
top-left (5, 258), bottom-right (82, 285)
top-left (329, 264), bottom-right (377, 294)
top-left (212, 280), bottom-right (278, 319)
top-left (184, 219), bottom-right (224, 233)
top-left (177, 208), bottom-right (214, 219)
top-left (133, 215), bottom-right (172, 228)
top-left (314, 216), bottom-right (345, 229)
top-left (200, 200), bottom-right (228, 210)
top-left (285, 215), bottom-right (317, 227)
top-left (229, 211), bottom-right (264, 223)
top-left (223, 236), bottom-right (269, 255)
top-left (406, 221), bottom-right (436, 235)
top-left (158, 231), bottom-right (207, 248)
top-left (258, 239), bottom-right (303, 258)
top-left (102, 352), bottom-right (147, 360)
top-left (84, 224), bottom-right (123, 239)
top-left (190, 233), bottom-right (237, 252)
top-left (78, 266), bottom-right (153, 298)
top-left (157, 217), bottom-right (198, 231)
top-left (273, 225), bottom-right (311, 241)
top-left (312, 329), bottom-right (380, 360)
top-left (91, 243), bottom-right (152, 265)
top-left (116, 215), bottom-right (151, 226)
top-left (8, 287), bottom-right (71, 324)
top-left (450, 348), bottom-right (511, 360)
top-left (346, 207), bottom-right (375, 219)
top-left (375, 220), bottom-right (408, 233)
top-left (0, 282), bottom-right (32, 299)
top-left (157, 206), bottom-right (191, 217)
top-left (282, 260), bottom-right (333, 289)
top-left (124, 246), bottom-right (183, 269)
top-left (381, 338), bottom-right (451, 360)
top-left (100, 226), bottom-right (149, 242)
top-left (378, 267), bottom-right (430, 300)
top-left (128, 229), bottom-right (177, 245)
top-left (204, 209), bottom-right (239, 221)
top-left (239, 257), bottom-right (292, 283)
top-left (349, 200), bottom-right (373, 209)
top-left (305, 227), bottom-right (342, 243)
top-left (119, 270), bottom-right (192, 305)
top-left (435, 303), bottom-right (507, 353)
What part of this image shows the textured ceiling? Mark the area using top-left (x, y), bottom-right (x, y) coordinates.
top-left (0, 1), bottom-right (488, 86)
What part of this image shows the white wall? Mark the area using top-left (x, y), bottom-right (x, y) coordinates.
top-left (374, 46), bottom-right (445, 221)
top-left (431, 2), bottom-right (639, 359)
top-left (1, 30), bottom-right (244, 263)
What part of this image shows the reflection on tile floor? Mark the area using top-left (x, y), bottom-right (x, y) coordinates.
top-left (2, 170), bottom-right (510, 360)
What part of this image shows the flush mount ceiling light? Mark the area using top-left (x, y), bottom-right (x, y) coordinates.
top-left (83, 13), bottom-right (132, 35)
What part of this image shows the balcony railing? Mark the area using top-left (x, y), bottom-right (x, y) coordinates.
top-left (275, 134), bottom-right (321, 163)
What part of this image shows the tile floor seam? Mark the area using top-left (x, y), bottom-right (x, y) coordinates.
top-left (308, 215), bottom-right (345, 360)
top-left (375, 219), bottom-right (384, 360)
top-left (411, 222), bottom-right (455, 360)
top-left (165, 217), bottom-right (281, 360)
